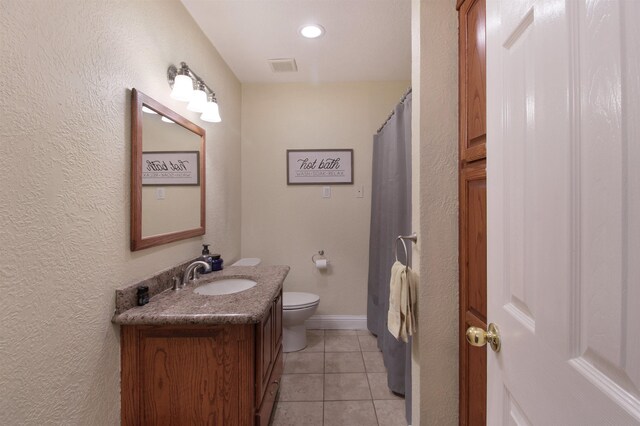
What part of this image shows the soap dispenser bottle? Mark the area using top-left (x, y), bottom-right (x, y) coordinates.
top-left (210, 253), bottom-right (224, 271)
top-left (200, 244), bottom-right (213, 273)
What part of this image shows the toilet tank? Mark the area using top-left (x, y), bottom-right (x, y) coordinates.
top-left (231, 258), bottom-right (262, 267)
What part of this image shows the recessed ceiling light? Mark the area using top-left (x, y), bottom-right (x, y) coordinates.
top-left (299, 24), bottom-right (325, 39)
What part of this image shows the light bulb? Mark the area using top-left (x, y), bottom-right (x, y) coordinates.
top-left (201, 100), bottom-right (221, 123)
top-left (187, 88), bottom-right (208, 113)
top-left (161, 116), bottom-right (175, 124)
top-left (142, 106), bottom-right (157, 114)
top-left (170, 74), bottom-right (193, 102)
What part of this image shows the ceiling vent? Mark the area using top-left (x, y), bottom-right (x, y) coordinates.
top-left (268, 58), bottom-right (298, 73)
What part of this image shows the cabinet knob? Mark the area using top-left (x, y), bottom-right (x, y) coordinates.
top-left (270, 380), bottom-right (280, 396)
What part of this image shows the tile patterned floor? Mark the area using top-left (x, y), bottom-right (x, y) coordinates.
top-left (271, 329), bottom-right (407, 426)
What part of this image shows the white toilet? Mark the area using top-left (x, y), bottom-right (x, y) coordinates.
top-left (231, 258), bottom-right (320, 353)
top-left (230, 257), bottom-right (262, 267)
top-left (282, 291), bottom-right (320, 352)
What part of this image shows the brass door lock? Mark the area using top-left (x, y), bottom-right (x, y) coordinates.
top-left (466, 323), bottom-right (501, 352)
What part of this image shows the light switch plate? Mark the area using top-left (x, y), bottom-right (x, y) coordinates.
top-left (156, 187), bottom-right (166, 200)
top-left (322, 186), bottom-right (331, 198)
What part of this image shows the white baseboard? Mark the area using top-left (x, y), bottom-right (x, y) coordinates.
top-left (305, 315), bottom-right (368, 330)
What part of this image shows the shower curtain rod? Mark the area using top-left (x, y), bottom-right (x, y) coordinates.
top-left (376, 87), bottom-right (412, 134)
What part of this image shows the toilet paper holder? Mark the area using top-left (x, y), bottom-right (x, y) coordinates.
top-left (311, 250), bottom-right (326, 264)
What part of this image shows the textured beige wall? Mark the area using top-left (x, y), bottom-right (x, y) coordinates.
top-left (0, 0), bottom-right (241, 424)
top-left (241, 82), bottom-right (409, 315)
top-left (411, 0), bottom-right (459, 424)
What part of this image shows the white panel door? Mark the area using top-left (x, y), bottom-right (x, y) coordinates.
top-left (486, 0), bottom-right (640, 424)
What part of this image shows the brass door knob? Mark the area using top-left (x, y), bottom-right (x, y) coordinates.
top-left (466, 323), bottom-right (501, 352)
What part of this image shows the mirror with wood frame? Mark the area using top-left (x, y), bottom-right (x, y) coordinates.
top-left (130, 89), bottom-right (205, 251)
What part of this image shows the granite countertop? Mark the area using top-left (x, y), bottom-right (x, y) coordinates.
top-left (112, 265), bottom-right (290, 326)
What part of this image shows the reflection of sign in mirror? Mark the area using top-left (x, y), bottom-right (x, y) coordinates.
top-left (287, 149), bottom-right (354, 185)
top-left (142, 151), bottom-right (200, 185)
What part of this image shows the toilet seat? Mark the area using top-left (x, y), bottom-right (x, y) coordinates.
top-left (283, 292), bottom-right (320, 310)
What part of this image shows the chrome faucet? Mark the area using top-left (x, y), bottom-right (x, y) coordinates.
top-left (181, 261), bottom-right (210, 287)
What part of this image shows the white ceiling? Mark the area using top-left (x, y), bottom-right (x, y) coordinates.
top-left (180, 0), bottom-right (411, 83)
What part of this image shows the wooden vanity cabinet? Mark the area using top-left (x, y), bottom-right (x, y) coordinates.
top-left (120, 290), bottom-right (284, 426)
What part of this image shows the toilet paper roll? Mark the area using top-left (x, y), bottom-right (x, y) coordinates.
top-left (315, 259), bottom-right (328, 269)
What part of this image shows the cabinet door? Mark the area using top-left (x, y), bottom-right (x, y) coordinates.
top-left (121, 324), bottom-right (253, 426)
top-left (255, 291), bottom-right (283, 425)
top-left (255, 349), bottom-right (283, 426)
top-left (255, 307), bottom-right (274, 404)
top-left (273, 291), bottom-right (283, 355)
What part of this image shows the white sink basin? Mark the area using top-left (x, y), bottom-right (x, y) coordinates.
top-left (194, 278), bottom-right (257, 296)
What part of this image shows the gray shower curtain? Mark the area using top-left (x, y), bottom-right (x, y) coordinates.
top-left (367, 91), bottom-right (412, 422)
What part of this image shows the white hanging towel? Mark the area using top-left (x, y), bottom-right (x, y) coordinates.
top-left (387, 261), bottom-right (417, 342)
top-left (403, 264), bottom-right (417, 340)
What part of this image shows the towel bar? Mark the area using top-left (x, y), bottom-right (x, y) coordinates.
top-left (395, 233), bottom-right (418, 270)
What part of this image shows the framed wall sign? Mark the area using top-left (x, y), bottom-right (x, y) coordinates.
top-left (287, 149), bottom-right (354, 185)
top-left (142, 151), bottom-right (200, 186)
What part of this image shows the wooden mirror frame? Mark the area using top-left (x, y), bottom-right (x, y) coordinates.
top-left (130, 88), bottom-right (206, 251)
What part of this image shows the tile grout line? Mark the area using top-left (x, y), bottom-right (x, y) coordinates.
top-left (360, 341), bottom-right (381, 426)
top-left (322, 349), bottom-right (325, 425)
top-left (275, 330), bottom-right (401, 426)
top-left (362, 349), bottom-right (379, 425)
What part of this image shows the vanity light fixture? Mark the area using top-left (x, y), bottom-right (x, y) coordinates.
top-left (170, 63), bottom-right (194, 102)
top-left (167, 62), bottom-right (222, 123)
top-left (299, 24), bottom-right (325, 39)
top-left (187, 81), bottom-right (208, 113)
top-left (200, 95), bottom-right (221, 123)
